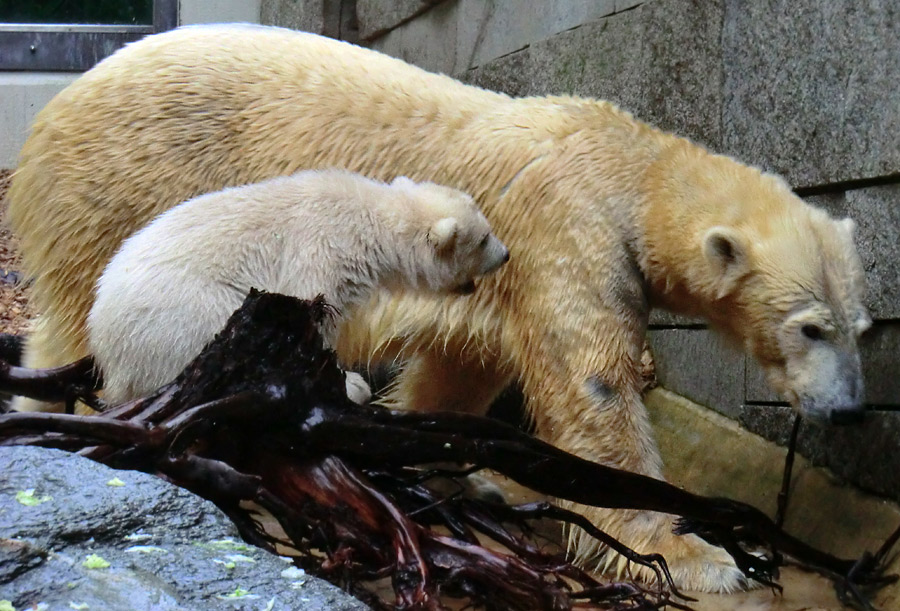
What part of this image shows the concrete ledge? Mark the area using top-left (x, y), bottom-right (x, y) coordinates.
top-left (740, 403), bottom-right (900, 503)
top-left (649, 389), bottom-right (900, 552)
top-left (647, 388), bottom-right (900, 609)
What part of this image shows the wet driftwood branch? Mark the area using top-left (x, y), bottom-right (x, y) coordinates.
top-left (0, 291), bottom-right (894, 610)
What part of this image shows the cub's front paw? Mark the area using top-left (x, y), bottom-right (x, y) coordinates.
top-left (343, 371), bottom-right (372, 405)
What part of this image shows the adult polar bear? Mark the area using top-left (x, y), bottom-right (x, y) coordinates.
top-left (8, 25), bottom-right (870, 592)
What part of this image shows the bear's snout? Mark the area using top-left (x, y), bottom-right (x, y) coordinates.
top-left (800, 392), bottom-right (866, 427)
top-left (791, 346), bottom-right (865, 427)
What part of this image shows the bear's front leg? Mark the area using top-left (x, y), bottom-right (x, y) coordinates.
top-left (543, 385), bottom-right (748, 593)
top-left (379, 339), bottom-right (516, 502)
top-left (509, 293), bottom-right (749, 593)
top-left (372, 266), bottom-right (749, 592)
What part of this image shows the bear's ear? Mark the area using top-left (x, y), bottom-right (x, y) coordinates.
top-left (702, 226), bottom-right (750, 299)
top-left (428, 217), bottom-right (458, 252)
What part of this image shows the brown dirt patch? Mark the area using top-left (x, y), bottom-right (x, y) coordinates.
top-left (0, 169), bottom-right (35, 336)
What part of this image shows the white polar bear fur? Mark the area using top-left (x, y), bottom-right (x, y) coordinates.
top-left (88, 169), bottom-right (508, 404)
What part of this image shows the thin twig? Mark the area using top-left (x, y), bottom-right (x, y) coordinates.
top-left (776, 414), bottom-right (803, 528)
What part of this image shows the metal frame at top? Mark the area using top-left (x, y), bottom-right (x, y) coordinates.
top-left (0, 0), bottom-right (177, 71)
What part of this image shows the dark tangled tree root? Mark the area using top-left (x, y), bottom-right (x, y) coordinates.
top-left (0, 291), bottom-right (895, 610)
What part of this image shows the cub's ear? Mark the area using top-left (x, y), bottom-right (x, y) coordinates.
top-left (837, 217), bottom-right (857, 239)
top-left (391, 176), bottom-right (415, 188)
top-left (853, 312), bottom-right (872, 335)
top-left (428, 217), bottom-right (458, 252)
top-left (702, 226), bottom-right (750, 299)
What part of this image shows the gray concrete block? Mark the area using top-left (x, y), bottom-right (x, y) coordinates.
top-left (456, 0), bottom-right (619, 71)
top-left (746, 322), bottom-right (900, 407)
top-left (369, 0), bottom-right (460, 75)
top-left (260, 0), bottom-right (333, 35)
top-left (806, 185), bottom-right (900, 320)
top-left (856, 323), bottom-right (900, 407)
top-left (0, 73), bottom-right (79, 170)
top-left (0, 83), bottom-right (25, 170)
top-left (180, 0), bottom-right (261, 25)
top-left (722, 0), bottom-right (899, 187)
top-left (261, 0), bottom-right (323, 32)
top-left (358, 0), bottom-right (445, 41)
top-left (648, 328), bottom-right (745, 418)
top-left (462, 12), bottom-right (643, 102)
top-left (738, 403), bottom-right (796, 445)
top-left (370, 0), bottom-right (620, 77)
top-left (631, 0), bottom-right (724, 149)
top-left (740, 404), bottom-right (900, 503)
top-left (744, 357), bottom-right (780, 404)
top-left (462, 0), bottom-right (724, 149)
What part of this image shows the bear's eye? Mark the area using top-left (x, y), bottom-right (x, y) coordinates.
top-left (479, 234), bottom-right (490, 248)
top-left (801, 324), bottom-right (824, 341)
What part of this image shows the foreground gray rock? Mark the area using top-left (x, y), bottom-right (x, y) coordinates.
top-left (0, 445), bottom-right (368, 611)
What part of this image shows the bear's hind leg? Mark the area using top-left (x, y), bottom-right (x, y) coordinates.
top-left (381, 342), bottom-right (514, 502)
top-left (8, 316), bottom-right (74, 413)
top-left (379, 343), bottom-right (513, 415)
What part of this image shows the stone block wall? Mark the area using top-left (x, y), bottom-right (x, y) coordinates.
top-left (220, 0), bottom-right (900, 501)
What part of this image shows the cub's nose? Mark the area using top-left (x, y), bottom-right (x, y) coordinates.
top-left (484, 244), bottom-right (510, 274)
top-left (453, 279), bottom-right (477, 295)
top-left (829, 408), bottom-right (866, 426)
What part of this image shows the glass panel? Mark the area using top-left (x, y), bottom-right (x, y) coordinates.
top-left (0, 1), bottom-right (153, 25)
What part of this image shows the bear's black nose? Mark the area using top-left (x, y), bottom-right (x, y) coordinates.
top-left (502, 248), bottom-right (510, 263)
top-left (829, 408), bottom-right (866, 426)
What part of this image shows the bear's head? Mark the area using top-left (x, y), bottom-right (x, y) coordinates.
top-left (696, 176), bottom-right (870, 426)
top-left (389, 177), bottom-right (509, 295)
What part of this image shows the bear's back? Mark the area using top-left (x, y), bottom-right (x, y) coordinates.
top-left (7, 25), bottom-right (516, 371)
top-left (109, 170), bottom-right (405, 289)
top-left (5, 22), bottom-right (618, 390)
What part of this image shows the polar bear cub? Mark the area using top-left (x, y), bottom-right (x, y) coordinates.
top-left (88, 169), bottom-right (509, 405)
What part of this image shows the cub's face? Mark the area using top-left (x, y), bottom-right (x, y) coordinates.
top-left (394, 178), bottom-right (509, 295)
top-left (426, 215), bottom-right (509, 294)
top-left (705, 211), bottom-right (870, 426)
